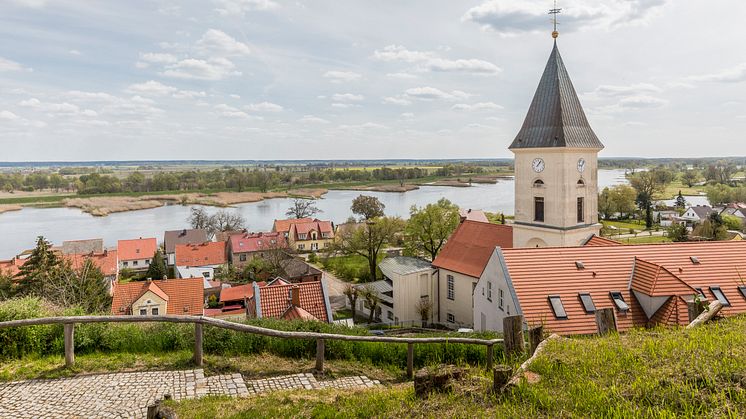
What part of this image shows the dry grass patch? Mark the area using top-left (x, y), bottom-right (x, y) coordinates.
top-left (63, 196), bottom-right (165, 216)
top-left (0, 204), bottom-right (22, 214)
top-left (346, 184), bottom-right (420, 192)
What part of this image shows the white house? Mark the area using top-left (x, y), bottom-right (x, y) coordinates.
top-left (679, 205), bottom-right (713, 226)
top-left (376, 257), bottom-right (435, 325)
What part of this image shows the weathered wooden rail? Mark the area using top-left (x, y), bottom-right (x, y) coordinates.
top-left (0, 315), bottom-right (504, 378)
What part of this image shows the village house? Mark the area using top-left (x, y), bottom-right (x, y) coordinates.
top-left (0, 256), bottom-right (26, 277)
top-left (279, 258), bottom-right (322, 283)
top-left (227, 231), bottom-right (286, 268)
top-left (117, 238), bottom-right (158, 273)
top-left (111, 277), bottom-right (204, 316)
top-left (164, 229), bottom-right (208, 266)
top-left (61, 239), bottom-right (104, 255)
top-left (174, 241), bottom-right (227, 280)
top-left (245, 278), bottom-right (333, 323)
top-left (679, 205), bottom-right (714, 227)
top-left (274, 218), bottom-right (335, 252)
top-left (459, 208), bottom-right (489, 223)
top-left (64, 249), bottom-right (119, 294)
top-left (355, 257), bottom-right (434, 325)
top-left (721, 203), bottom-right (746, 222)
top-left (473, 241), bottom-right (746, 335)
top-left (431, 220), bottom-right (513, 328)
top-left (354, 279), bottom-right (393, 323)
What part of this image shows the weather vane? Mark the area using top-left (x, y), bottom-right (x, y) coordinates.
top-left (549, 0), bottom-right (561, 39)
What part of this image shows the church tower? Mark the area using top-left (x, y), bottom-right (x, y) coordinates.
top-left (510, 31), bottom-right (604, 248)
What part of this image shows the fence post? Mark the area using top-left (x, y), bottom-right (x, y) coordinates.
top-left (193, 322), bottom-right (203, 367)
top-left (486, 344), bottom-right (494, 371)
top-left (406, 343), bottom-right (414, 379)
top-left (595, 308), bottom-right (617, 336)
top-left (528, 326), bottom-right (543, 355)
top-left (503, 315), bottom-right (525, 356)
top-left (64, 323), bottom-right (75, 367)
top-left (315, 338), bottom-right (325, 373)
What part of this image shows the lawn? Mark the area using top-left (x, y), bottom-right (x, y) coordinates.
top-left (320, 253), bottom-right (386, 282)
top-left (620, 235), bottom-right (672, 244)
top-left (168, 315), bottom-right (746, 418)
top-left (601, 219), bottom-right (647, 232)
top-left (658, 180), bottom-right (706, 200)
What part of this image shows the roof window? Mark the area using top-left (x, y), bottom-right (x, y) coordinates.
top-left (575, 261), bottom-right (585, 269)
top-left (739, 286), bottom-right (746, 300)
top-left (690, 256), bottom-right (700, 264)
top-left (609, 291), bottom-right (629, 312)
top-left (710, 286), bottom-right (731, 307)
top-left (579, 293), bottom-right (596, 313)
top-left (548, 295), bottom-right (568, 320)
top-left (694, 287), bottom-right (706, 299)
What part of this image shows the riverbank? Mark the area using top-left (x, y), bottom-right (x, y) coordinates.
top-left (0, 205), bottom-right (22, 214)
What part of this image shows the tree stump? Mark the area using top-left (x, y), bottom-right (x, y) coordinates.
top-left (492, 365), bottom-right (513, 393)
top-left (413, 365), bottom-right (466, 398)
top-left (528, 326), bottom-right (543, 355)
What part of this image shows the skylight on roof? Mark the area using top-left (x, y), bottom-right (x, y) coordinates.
top-left (710, 286), bottom-right (731, 307)
top-left (610, 291), bottom-right (629, 312)
top-left (695, 287), bottom-right (706, 299)
top-left (575, 261), bottom-right (585, 269)
top-left (579, 293), bottom-right (596, 313)
top-left (548, 295), bottom-right (567, 320)
top-left (690, 256), bottom-right (700, 264)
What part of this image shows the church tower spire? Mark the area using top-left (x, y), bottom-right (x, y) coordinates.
top-left (510, 10), bottom-right (603, 248)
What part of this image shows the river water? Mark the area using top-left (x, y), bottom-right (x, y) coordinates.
top-left (0, 169), bottom-right (708, 258)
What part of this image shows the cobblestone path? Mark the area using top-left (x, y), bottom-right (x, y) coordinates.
top-left (0, 370), bottom-right (381, 418)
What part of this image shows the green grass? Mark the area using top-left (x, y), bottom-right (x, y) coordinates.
top-left (658, 181), bottom-right (706, 200)
top-left (320, 254), bottom-right (386, 282)
top-left (602, 219), bottom-right (647, 232)
top-left (620, 235), bottom-right (672, 244)
top-left (168, 316), bottom-right (746, 418)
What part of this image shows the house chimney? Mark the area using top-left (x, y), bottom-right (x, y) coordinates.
top-left (290, 286), bottom-right (300, 307)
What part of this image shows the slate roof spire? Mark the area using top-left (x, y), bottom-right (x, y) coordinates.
top-left (509, 40), bottom-right (604, 150)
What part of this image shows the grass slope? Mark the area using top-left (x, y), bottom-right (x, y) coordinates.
top-left (169, 316), bottom-right (746, 418)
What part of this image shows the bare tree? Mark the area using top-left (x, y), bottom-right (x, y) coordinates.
top-left (187, 207), bottom-right (245, 240)
top-left (343, 283), bottom-right (359, 321)
top-left (415, 298), bottom-right (433, 328)
top-left (359, 284), bottom-right (381, 324)
top-left (188, 207), bottom-right (212, 230)
top-left (285, 198), bottom-right (322, 219)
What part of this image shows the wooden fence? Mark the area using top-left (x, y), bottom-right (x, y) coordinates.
top-left (0, 315), bottom-right (505, 378)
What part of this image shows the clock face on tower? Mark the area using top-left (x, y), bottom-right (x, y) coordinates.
top-left (532, 158), bottom-right (545, 173)
top-left (577, 158), bottom-right (586, 173)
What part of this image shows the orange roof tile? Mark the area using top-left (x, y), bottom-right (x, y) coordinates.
top-left (256, 282), bottom-right (329, 322)
top-left (631, 258), bottom-right (697, 297)
top-left (281, 305), bottom-right (318, 321)
top-left (432, 221), bottom-right (513, 278)
top-left (583, 235), bottom-right (622, 246)
top-left (0, 257), bottom-right (27, 277)
top-left (64, 250), bottom-right (118, 277)
top-left (289, 219), bottom-right (335, 240)
top-left (273, 218), bottom-right (313, 233)
top-left (117, 238), bottom-right (158, 261)
top-left (111, 278), bottom-right (203, 316)
top-left (230, 232), bottom-right (286, 254)
top-left (175, 242), bottom-right (226, 267)
top-left (220, 283), bottom-right (253, 303)
top-left (500, 241), bottom-right (746, 336)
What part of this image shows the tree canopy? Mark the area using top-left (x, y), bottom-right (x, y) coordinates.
top-left (405, 198), bottom-right (460, 261)
top-left (332, 216), bottom-right (405, 281)
top-left (285, 198), bottom-right (322, 219)
top-left (351, 195), bottom-right (385, 220)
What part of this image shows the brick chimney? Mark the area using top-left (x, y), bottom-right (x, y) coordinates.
top-left (290, 286), bottom-right (300, 307)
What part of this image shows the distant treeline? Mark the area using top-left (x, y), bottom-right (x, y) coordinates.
top-left (0, 163), bottom-right (492, 195)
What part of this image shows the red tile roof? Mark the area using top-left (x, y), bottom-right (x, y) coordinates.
top-left (583, 235), bottom-right (622, 246)
top-left (219, 282), bottom-right (266, 303)
top-left (631, 258), bottom-right (696, 297)
top-left (273, 218), bottom-right (312, 233)
top-left (175, 242), bottom-right (227, 267)
top-left (230, 232), bottom-right (285, 254)
top-left (459, 209), bottom-right (489, 223)
top-left (432, 221), bottom-right (513, 278)
top-left (0, 257), bottom-right (26, 276)
top-left (282, 305), bottom-right (317, 321)
top-left (500, 241), bottom-right (746, 335)
top-left (118, 238), bottom-right (158, 261)
top-left (256, 281), bottom-right (329, 322)
top-left (111, 278), bottom-right (204, 315)
top-left (64, 250), bottom-right (119, 277)
top-left (289, 219), bottom-right (335, 240)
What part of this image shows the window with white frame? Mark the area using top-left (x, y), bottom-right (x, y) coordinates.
top-left (139, 308), bottom-right (147, 316)
top-left (447, 275), bottom-right (455, 300)
top-left (239, 254), bottom-right (247, 262)
top-left (298, 244), bottom-right (305, 250)
top-left (151, 307), bottom-right (159, 315)
top-left (298, 233), bottom-right (307, 240)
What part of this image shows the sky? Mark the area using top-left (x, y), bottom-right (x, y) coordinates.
top-left (1, 0), bottom-right (746, 162)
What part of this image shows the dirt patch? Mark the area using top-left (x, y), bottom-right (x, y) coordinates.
top-left (426, 180), bottom-right (471, 187)
top-left (287, 188), bottom-right (328, 199)
top-left (63, 197), bottom-right (166, 216)
top-left (0, 190), bottom-right (74, 199)
top-left (344, 184), bottom-right (419, 193)
top-left (0, 204), bottom-right (22, 214)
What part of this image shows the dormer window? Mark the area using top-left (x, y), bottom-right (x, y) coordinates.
top-left (533, 179), bottom-right (544, 187)
top-left (610, 291), bottom-right (629, 312)
top-left (710, 286), bottom-right (730, 306)
top-left (298, 233), bottom-right (307, 240)
top-left (694, 287), bottom-right (706, 299)
top-left (575, 261), bottom-right (585, 269)
top-left (690, 256), bottom-right (700, 264)
top-left (548, 295), bottom-right (568, 319)
top-left (579, 293), bottom-right (596, 313)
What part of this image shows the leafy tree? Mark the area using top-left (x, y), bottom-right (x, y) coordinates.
top-left (343, 283), bottom-right (359, 321)
top-left (285, 198), bottom-right (322, 219)
top-left (705, 160), bottom-right (737, 184)
top-left (405, 199), bottom-right (460, 261)
top-left (46, 260), bottom-right (112, 313)
top-left (0, 270), bottom-right (14, 300)
top-left (722, 214), bottom-right (744, 231)
top-left (630, 170), bottom-right (670, 228)
top-left (215, 263), bottom-right (239, 283)
top-left (598, 187), bottom-right (614, 220)
top-left (351, 195), bottom-right (385, 220)
top-left (333, 217), bottom-right (405, 281)
top-left (146, 249), bottom-right (167, 280)
top-left (694, 212), bottom-right (728, 241)
top-left (667, 223), bottom-right (688, 242)
top-left (681, 169), bottom-right (701, 188)
top-left (15, 236), bottom-right (59, 296)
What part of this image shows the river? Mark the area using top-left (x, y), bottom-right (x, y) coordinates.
top-left (0, 169), bottom-right (708, 258)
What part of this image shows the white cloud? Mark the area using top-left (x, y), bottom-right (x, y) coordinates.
top-left (463, 0), bottom-right (669, 36)
top-left (64, 91), bottom-right (118, 102)
top-left (126, 80), bottom-right (177, 96)
top-left (137, 52), bottom-right (178, 68)
top-left (373, 45), bottom-right (500, 76)
top-left (331, 103), bottom-right (359, 109)
top-left (162, 57), bottom-right (240, 80)
top-left (19, 98), bottom-right (80, 114)
top-left (80, 109), bottom-right (98, 117)
top-left (451, 102), bottom-right (503, 111)
top-left (0, 57), bottom-right (29, 72)
top-left (383, 96), bottom-right (412, 106)
top-left (338, 122), bottom-right (388, 131)
top-left (332, 93), bottom-right (364, 102)
top-left (386, 72), bottom-right (418, 80)
top-left (214, 103), bottom-right (253, 119)
top-left (584, 83), bottom-right (663, 98)
top-left (245, 101), bottom-right (283, 112)
top-left (172, 90), bottom-right (207, 99)
top-left (195, 29), bottom-right (251, 57)
top-left (229, 94), bottom-right (241, 99)
top-left (617, 95), bottom-right (668, 109)
top-left (404, 87), bottom-right (472, 101)
top-left (213, 0), bottom-right (278, 16)
top-left (0, 111), bottom-right (20, 121)
top-left (298, 115), bottom-right (330, 124)
top-left (686, 63), bottom-right (746, 83)
top-left (324, 70), bottom-right (362, 83)
top-left (68, 49), bottom-right (81, 56)
top-left (8, 0), bottom-right (46, 8)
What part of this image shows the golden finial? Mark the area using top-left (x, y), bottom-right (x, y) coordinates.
top-left (549, 0), bottom-right (561, 39)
